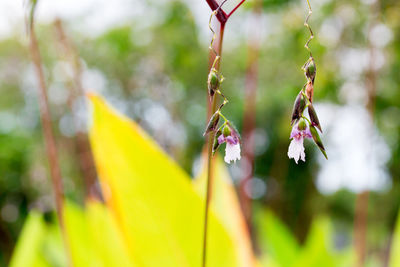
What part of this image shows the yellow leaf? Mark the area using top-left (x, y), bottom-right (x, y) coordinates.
top-left (64, 201), bottom-right (134, 267)
top-left (88, 94), bottom-right (240, 267)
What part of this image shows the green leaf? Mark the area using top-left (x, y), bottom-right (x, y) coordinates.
top-left (389, 211), bottom-right (400, 267)
top-left (254, 209), bottom-right (299, 267)
top-left (294, 217), bottom-right (354, 267)
top-left (64, 201), bottom-right (134, 267)
top-left (9, 212), bottom-right (52, 267)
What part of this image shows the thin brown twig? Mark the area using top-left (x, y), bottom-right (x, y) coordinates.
top-left (53, 19), bottom-right (103, 202)
top-left (27, 3), bottom-right (70, 265)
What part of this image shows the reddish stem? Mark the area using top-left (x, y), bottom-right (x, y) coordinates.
top-left (205, 0), bottom-right (228, 24)
top-left (28, 16), bottom-right (71, 266)
top-left (205, 0), bottom-right (247, 24)
top-left (227, 0), bottom-right (246, 18)
top-left (240, 0), bottom-right (261, 240)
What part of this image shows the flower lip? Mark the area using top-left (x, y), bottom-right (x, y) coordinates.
top-left (226, 135), bottom-right (238, 145)
top-left (290, 123), bottom-right (312, 140)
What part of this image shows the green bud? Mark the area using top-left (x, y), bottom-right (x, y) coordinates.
top-left (223, 124), bottom-right (231, 137)
top-left (305, 58), bottom-right (316, 82)
top-left (310, 125), bottom-right (328, 159)
top-left (203, 112), bottom-right (220, 136)
top-left (291, 90), bottom-right (306, 125)
top-left (308, 104), bottom-right (322, 133)
top-left (213, 130), bottom-right (222, 155)
top-left (298, 118), bottom-right (307, 130)
top-left (208, 69), bottom-right (220, 97)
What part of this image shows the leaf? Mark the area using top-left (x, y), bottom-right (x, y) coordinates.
top-left (88, 93), bottom-right (240, 267)
top-left (64, 201), bottom-right (134, 267)
top-left (389, 212), bottom-right (400, 267)
top-left (294, 217), bottom-right (354, 267)
top-left (193, 156), bottom-right (255, 267)
top-left (9, 212), bottom-right (53, 267)
top-left (254, 208), bottom-right (300, 267)
top-left (309, 125), bottom-right (328, 159)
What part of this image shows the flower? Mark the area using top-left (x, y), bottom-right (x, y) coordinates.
top-left (218, 126), bottom-right (241, 164)
top-left (288, 121), bottom-right (312, 164)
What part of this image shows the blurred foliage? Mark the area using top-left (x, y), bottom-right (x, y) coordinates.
top-left (0, 0), bottom-right (399, 265)
top-left (10, 95), bottom-right (254, 266)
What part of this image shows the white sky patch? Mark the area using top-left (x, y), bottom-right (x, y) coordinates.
top-left (315, 103), bottom-right (391, 194)
top-left (0, 0), bottom-right (147, 39)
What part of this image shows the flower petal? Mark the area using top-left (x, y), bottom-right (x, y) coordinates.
top-left (218, 134), bottom-right (226, 144)
top-left (224, 143), bottom-right (241, 164)
top-left (304, 127), bottom-right (312, 139)
top-left (290, 125), bottom-right (301, 139)
top-left (287, 137), bottom-right (306, 164)
top-left (226, 135), bottom-right (238, 145)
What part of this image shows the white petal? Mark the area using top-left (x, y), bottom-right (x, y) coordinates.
top-left (224, 143), bottom-right (241, 164)
top-left (287, 137), bottom-right (306, 164)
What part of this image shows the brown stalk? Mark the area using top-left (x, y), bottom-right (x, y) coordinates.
top-left (202, 1), bottom-right (246, 267)
top-left (28, 9), bottom-right (70, 265)
top-left (203, 22), bottom-right (225, 267)
top-left (353, 1), bottom-right (380, 266)
top-left (240, 0), bottom-right (262, 237)
top-left (53, 19), bottom-right (102, 201)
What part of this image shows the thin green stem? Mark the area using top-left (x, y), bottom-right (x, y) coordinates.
top-left (304, 0), bottom-right (313, 56)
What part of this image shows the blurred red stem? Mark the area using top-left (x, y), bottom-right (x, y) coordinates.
top-left (240, 0), bottom-right (262, 239)
top-left (28, 19), bottom-right (70, 264)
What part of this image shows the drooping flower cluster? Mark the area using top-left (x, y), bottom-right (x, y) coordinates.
top-left (203, 7), bottom-right (241, 164)
top-left (288, 0), bottom-right (327, 163)
top-left (203, 98), bottom-right (241, 164)
top-left (288, 57), bottom-right (327, 163)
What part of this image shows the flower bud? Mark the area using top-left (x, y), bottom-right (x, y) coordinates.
top-left (310, 125), bottom-right (328, 159)
top-left (203, 111), bottom-right (220, 136)
top-left (208, 69), bottom-right (220, 97)
top-left (213, 130), bottom-right (222, 154)
top-left (308, 104), bottom-right (322, 132)
top-left (304, 58), bottom-right (316, 83)
top-left (223, 124), bottom-right (231, 137)
top-left (291, 90), bottom-right (306, 125)
top-left (305, 81), bottom-right (313, 103)
top-left (298, 118), bottom-right (307, 130)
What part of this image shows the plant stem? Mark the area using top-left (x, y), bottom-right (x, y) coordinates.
top-left (202, 21), bottom-right (225, 267)
top-left (240, 0), bottom-right (262, 237)
top-left (29, 18), bottom-right (70, 264)
top-left (354, 1), bottom-right (380, 265)
top-left (53, 19), bottom-right (103, 202)
top-left (30, 23), bottom-right (64, 231)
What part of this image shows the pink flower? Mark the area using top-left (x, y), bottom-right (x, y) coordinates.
top-left (218, 131), bottom-right (241, 164)
top-left (288, 122), bottom-right (312, 164)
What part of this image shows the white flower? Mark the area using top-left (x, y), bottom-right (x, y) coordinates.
top-left (224, 141), bottom-right (241, 163)
top-left (288, 137), bottom-right (306, 164)
top-left (287, 122), bottom-right (312, 164)
top-left (218, 127), bottom-right (241, 164)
